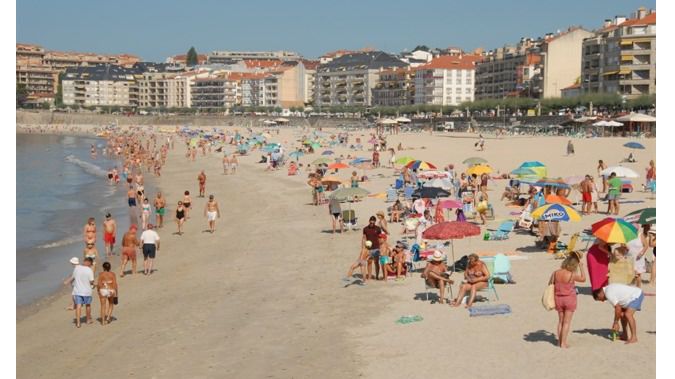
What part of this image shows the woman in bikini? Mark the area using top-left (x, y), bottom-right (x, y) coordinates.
top-left (175, 201), bottom-right (186, 235)
top-left (451, 254), bottom-right (490, 308)
top-left (83, 217), bottom-right (96, 246)
top-left (141, 198), bottom-right (151, 230)
top-left (97, 262), bottom-right (118, 325)
top-left (182, 190), bottom-right (192, 219)
top-left (83, 242), bottom-right (99, 275)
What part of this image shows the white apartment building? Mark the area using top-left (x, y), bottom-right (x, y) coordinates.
top-left (414, 55), bottom-right (480, 106)
top-left (62, 65), bottom-right (136, 107)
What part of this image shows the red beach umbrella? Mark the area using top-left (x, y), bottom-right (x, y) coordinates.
top-left (422, 221), bottom-right (481, 267)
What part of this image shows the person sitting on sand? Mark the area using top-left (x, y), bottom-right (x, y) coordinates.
top-left (593, 283), bottom-right (644, 344)
top-left (421, 251), bottom-right (453, 303)
top-left (384, 242), bottom-right (406, 281)
top-left (391, 200), bottom-right (403, 223)
top-left (452, 254), bottom-right (490, 308)
top-left (550, 252), bottom-right (586, 348)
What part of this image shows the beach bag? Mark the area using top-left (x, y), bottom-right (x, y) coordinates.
top-left (453, 255), bottom-right (469, 272)
top-left (542, 274), bottom-right (556, 311)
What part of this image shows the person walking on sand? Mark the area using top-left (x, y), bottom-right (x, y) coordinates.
top-left (566, 140), bottom-right (575, 156)
top-left (204, 194), bottom-right (221, 234)
top-left (154, 192), bottom-right (166, 228)
top-left (120, 225), bottom-right (139, 277)
top-left (64, 257), bottom-right (95, 328)
top-left (198, 170), bottom-right (207, 198)
top-left (140, 224), bottom-right (160, 276)
top-left (97, 262), bottom-right (118, 325)
top-left (182, 190), bottom-right (192, 219)
top-left (102, 213), bottom-right (117, 258)
top-left (83, 242), bottom-right (99, 275)
top-left (580, 176), bottom-right (593, 215)
top-left (127, 185), bottom-right (137, 208)
top-left (550, 253), bottom-right (586, 348)
top-left (230, 154), bottom-right (238, 174)
top-left (223, 154), bottom-right (230, 175)
top-left (83, 217), bottom-right (96, 246)
top-left (597, 160), bottom-right (608, 193)
top-left (141, 198), bottom-right (151, 230)
top-left (175, 201), bottom-right (187, 235)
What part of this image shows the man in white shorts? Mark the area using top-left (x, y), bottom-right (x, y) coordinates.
top-left (204, 194), bottom-right (221, 234)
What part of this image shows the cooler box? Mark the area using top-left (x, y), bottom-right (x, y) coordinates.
top-left (621, 180), bottom-right (633, 193)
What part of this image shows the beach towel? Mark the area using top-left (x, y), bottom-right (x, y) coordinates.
top-left (469, 304), bottom-right (512, 317)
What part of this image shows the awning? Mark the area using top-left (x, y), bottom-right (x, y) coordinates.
top-left (602, 70), bottom-right (619, 76)
top-left (620, 40), bottom-right (634, 45)
top-left (620, 54), bottom-right (633, 60)
top-left (618, 69), bottom-right (632, 75)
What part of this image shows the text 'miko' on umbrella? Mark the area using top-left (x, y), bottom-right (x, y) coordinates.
top-left (624, 207), bottom-right (656, 225)
top-left (591, 217), bottom-right (638, 243)
top-left (531, 203), bottom-right (581, 222)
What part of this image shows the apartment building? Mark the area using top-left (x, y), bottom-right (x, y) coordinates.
top-left (62, 64), bottom-right (138, 107)
top-left (207, 50), bottom-right (300, 64)
top-left (43, 51), bottom-right (139, 71)
top-left (372, 67), bottom-right (416, 106)
top-left (414, 55), bottom-right (481, 106)
top-left (191, 74), bottom-right (240, 110)
top-left (581, 8), bottom-right (656, 98)
top-left (302, 60), bottom-right (319, 105)
top-left (239, 73), bottom-right (268, 107)
top-left (16, 64), bottom-right (58, 97)
top-left (16, 43), bottom-right (46, 66)
top-left (315, 51), bottom-right (406, 107)
top-left (137, 72), bottom-right (174, 108)
top-left (166, 53), bottom-right (208, 66)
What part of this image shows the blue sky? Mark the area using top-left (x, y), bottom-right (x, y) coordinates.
top-left (17, 0), bottom-right (655, 61)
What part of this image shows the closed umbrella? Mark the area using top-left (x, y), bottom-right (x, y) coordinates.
top-left (591, 218), bottom-right (638, 243)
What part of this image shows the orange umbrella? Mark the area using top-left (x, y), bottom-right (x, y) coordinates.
top-left (327, 162), bottom-right (349, 170)
top-left (545, 195), bottom-right (572, 206)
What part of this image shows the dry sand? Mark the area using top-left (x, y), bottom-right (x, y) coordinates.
top-left (16, 127), bottom-right (655, 379)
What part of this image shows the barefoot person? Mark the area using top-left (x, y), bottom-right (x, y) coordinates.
top-left (452, 254), bottom-right (489, 308)
top-left (328, 196), bottom-right (344, 234)
top-left (140, 224), bottom-right (160, 276)
top-left (344, 241), bottom-right (371, 284)
top-left (83, 217), bottom-right (96, 246)
top-left (204, 194), bottom-right (221, 233)
top-left (154, 192), bottom-right (166, 228)
top-left (102, 213), bottom-right (117, 258)
top-left (198, 170), bottom-right (207, 198)
top-left (550, 253), bottom-right (586, 348)
top-left (421, 251), bottom-right (453, 304)
top-left (120, 225), bottom-right (139, 277)
top-left (593, 283), bottom-right (644, 344)
top-left (64, 257), bottom-right (95, 328)
top-left (97, 262), bottom-right (118, 325)
top-left (182, 190), bottom-right (192, 219)
top-left (175, 201), bottom-right (186, 235)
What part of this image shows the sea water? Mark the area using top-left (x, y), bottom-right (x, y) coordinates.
top-left (16, 134), bottom-right (135, 305)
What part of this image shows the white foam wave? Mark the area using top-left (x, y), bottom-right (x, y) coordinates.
top-left (36, 235), bottom-right (81, 249)
top-left (65, 154), bottom-right (108, 178)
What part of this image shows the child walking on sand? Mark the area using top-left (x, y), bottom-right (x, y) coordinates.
top-left (550, 253), bottom-right (586, 348)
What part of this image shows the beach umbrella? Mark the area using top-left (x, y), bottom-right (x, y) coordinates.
top-left (328, 162), bottom-right (349, 170)
top-left (422, 221), bottom-right (482, 265)
top-left (322, 150), bottom-right (334, 155)
top-left (412, 187), bottom-right (450, 199)
top-left (395, 117), bottom-right (411, 123)
top-left (350, 157), bottom-right (371, 165)
top-left (406, 160), bottom-right (437, 170)
top-left (467, 164), bottom-right (493, 176)
top-left (463, 157), bottom-right (487, 166)
top-left (535, 178), bottom-right (570, 189)
top-left (321, 176), bottom-right (345, 185)
top-left (591, 218), bottom-right (638, 243)
top-left (545, 195), bottom-right (572, 206)
top-left (395, 156), bottom-right (415, 165)
top-left (600, 166), bottom-right (639, 178)
top-left (531, 203), bottom-right (581, 222)
top-left (518, 161), bottom-right (547, 178)
top-left (418, 171), bottom-right (448, 179)
top-left (623, 142), bottom-right (645, 150)
top-left (289, 151), bottom-right (304, 160)
top-left (329, 187), bottom-right (370, 201)
top-left (564, 176), bottom-right (586, 185)
top-left (312, 157), bottom-right (331, 165)
top-left (511, 167), bottom-right (536, 176)
top-left (624, 208), bottom-right (656, 225)
top-left (437, 199), bottom-right (463, 209)
top-left (423, 178), bottom-right (446, 188)
top-left (310, 143), bottom-right (321, 150)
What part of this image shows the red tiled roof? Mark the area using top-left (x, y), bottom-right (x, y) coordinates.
top-left (301, 59), bottom-right (320, 70)
top-left (620, 12), bottom-right (656, 26)
top-left (562, 83), bottom-right (581, 90)
top-left (320, 50), bottom-right (355, 58)
top-left (243, 59), bottom-right (282, 69)
top-left (417, 54), bottom-right (481, 70)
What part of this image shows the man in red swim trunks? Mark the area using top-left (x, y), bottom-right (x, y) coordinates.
top-left (120, 225), bottom-right (139, 277)
top-left (102, 213), bottom-right (117, 258)
top-left (580, 175), bottom-right (593, 215)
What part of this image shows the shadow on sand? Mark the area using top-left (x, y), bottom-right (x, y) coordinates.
top-left (523, 330), bottom-right (558, 346)
top-left (572, 328), bottom-right (613, 340)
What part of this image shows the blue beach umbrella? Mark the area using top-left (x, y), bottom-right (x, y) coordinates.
top-left (322, 150), bottom-right (334, 155)
top-left (350, 157), bottom-right (371, 165)
top-left (289, 151), bottom-right (304, 160)
top-left (623, 142), bottom-right (645, 149)
top-left (511, 167), bottom-right (537, 176)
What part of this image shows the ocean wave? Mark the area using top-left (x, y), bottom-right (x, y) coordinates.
top-left (65, 154), bottom-right (108, 178)
top-left (36, 235), bottom-right (81, 249)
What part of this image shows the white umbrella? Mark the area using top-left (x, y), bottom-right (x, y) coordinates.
top-left (395, 117), bottom-right (411, 123)
top-left (592, 120), bottom-right (609, 127)
top-left (606, 120), bottom-right (623, 127)
top-left (274, 117), bottom-right (290, 123)
top-left (601, 166), bottom-right (639, 178)
top-left (377, 119), bottom-right (398, 125)
top-left (615, 113), bottom-right (656, 123)
top-left (263, 120), bottom-right (277, 125)
top-left (423, 178), bottom-right (445, 188)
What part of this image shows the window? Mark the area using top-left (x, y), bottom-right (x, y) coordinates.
top-left (455, 88), bottom-right (461, 94)
top-left (456, 79), bottom-right (461, 85)
top-left (465, 78), bottom-right (472, 85)
top-left (465, 88), bottom-right (471, 94)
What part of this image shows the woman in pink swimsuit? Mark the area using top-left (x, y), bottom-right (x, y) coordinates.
top-left (550, 253), bottom-right (586, 348)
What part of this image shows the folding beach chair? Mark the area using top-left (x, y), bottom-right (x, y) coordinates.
top-left (554, 233), bottom-right (579, 259)
top-left (421, 254), bottom-right (454, 303)
top-left (386, 187), bottom-right (398, 203)
top-left (518, 211), bottom-right (534, 229)
top-left (341, 209), bottom-right (358, 231)
top-left (403, 186), bottom-right (414, 201)
top-left (492, 254), bottom-right (514, 284)
top-left (477, 258), bottom-right (499, 302)
top-left (487, 220), bottom-right (516, 240)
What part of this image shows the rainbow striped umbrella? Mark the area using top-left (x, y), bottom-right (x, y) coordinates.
top-left (591, 217), bottom-right (638, 243)
top-left (531, 203), bottom-right (581, 222)
top-left (405, 160), bottom-right (437, 170)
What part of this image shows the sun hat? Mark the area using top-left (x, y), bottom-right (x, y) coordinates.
top-left (376, 210), bottom-right (385, 217)
top-left (365, 240), bottom-right (373, 248)
top-left (431, 250), bottom-right (445, 262)
top-left (70, 257), bottom-right (80, 265)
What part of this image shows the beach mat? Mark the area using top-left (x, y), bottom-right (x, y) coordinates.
top-left (469, 304), bottom-right (512, 317)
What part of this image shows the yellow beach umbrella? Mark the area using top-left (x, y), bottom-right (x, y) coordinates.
top-left (467, 164), bottom-right (493, 176)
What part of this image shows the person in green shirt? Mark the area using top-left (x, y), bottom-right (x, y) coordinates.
top-left (606, 173), bottom-right (622, 215)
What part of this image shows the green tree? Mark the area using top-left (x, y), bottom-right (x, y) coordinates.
top-left (54, 73), bottom-right (65, 107)
top-left (40, 101), bottom-right (51, 110)
top-left (16, 83), bottom-right (28, 108)
top-left (186, 47), bottom-right (199, 66)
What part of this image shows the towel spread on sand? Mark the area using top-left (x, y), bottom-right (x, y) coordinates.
top-left (469, 304), bottom-right (512, 317)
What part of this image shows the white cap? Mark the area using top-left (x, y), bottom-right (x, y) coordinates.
top-left (70, 257), bottom-right (80, 265)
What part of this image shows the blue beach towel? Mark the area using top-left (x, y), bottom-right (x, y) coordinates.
top-left (469, 304), bottom-right (512, 317)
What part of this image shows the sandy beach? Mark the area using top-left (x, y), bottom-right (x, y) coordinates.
top-left (16, 126), bottom-right (655, 378)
